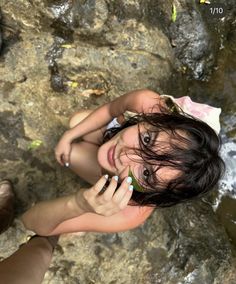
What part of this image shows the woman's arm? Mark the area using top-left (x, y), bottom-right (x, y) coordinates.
top-left (21, 175), bottom-right (134, 236)
top-left (20, 194), bottom-right (84, 236)
top-left (48, 205), bottom-right (154, 235)
top-left (21, 196), bottom-right (154, 236)
top-left (67, 89), bottom-right (161, 141)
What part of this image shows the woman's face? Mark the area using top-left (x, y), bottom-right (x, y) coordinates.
top-left (97, 123), bottom-right (180, 185)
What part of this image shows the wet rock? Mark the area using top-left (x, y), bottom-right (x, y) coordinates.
top-left (170, 9), bottom-right (213, 80)
top-left (47, 0), bottom-right (73, 26)
top-left (106, 0), bottom-right (172, 35)
top-left (47, 0), bottom-right (74, 40)
top-left (58, 18), bottom-right (173, 94)
top-left (50, 65), bottom-right (67, 92)
top-left (0, 0), bottom-right (48, 32)
top-left (169, 0), bottom-right (236, 80)
top-left (73, 0), bottom-right (108, 34)
top-left (0, 111), bottom-right (24, 146)
top-left (198, 0), bottom-right (236, 47)
top-left (0, 9), bottom-right (2, 51)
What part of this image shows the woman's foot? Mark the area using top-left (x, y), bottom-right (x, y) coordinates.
top-left (0, 180), bottom-right (15, 234)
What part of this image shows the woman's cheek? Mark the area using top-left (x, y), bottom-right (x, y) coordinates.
top-left (97, 144), bottom-right (107, 167)
top-left (118, 166), bottom-right (130, 180)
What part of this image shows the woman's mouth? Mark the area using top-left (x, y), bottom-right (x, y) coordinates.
top-left (108, 145), bottom-right (116, 168)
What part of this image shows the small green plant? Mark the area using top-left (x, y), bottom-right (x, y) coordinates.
top-left (200, 0), bottom-right (211, 4)
top-left (28, 139), bottom-right (43, 150)
top-left (66, 81), bottom-right (78, 88)
top-left (171, 4), bottom-right (177, 22)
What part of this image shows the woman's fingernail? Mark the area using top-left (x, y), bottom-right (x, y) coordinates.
top-left (113, 176), bottom-right (118, 181)
top-left (126, 176), bottom-right (132, 184)
top-left (129, 185), bottom-right (133, 191)
top-left (104, 174), bottom-right (109, 179)
top-left (65, 162), bottom-right (69, 167)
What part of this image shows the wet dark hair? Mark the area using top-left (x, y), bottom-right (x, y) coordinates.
top-left (103, 106), bottom-right (225, 208)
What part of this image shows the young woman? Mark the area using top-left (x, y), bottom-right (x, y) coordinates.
top-left (21, 89), bottom-right (225, 236)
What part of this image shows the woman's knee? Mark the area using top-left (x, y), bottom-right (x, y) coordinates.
top-left (69, 110), bottom-right (92, 128)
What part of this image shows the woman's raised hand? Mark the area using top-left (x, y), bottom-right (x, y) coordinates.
top-left (76, 175), bottom-right (134, 217)
top-left (55, 131), bottom-right (73, 166)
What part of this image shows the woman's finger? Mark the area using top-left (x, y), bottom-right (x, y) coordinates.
top-left (92, 175), bottom-right (109, 195)
top-left (55, 152), bottom-right (64, 166)
top-left (112, 176), bottom-right (133, 203)
top-left (59, 154), bottom-right (65, 165)
top-left (118, 186), bottom-right (133, 210)
top-left (63, 146), bottom-right (72, 166)
top-left (102, 176), bottom-right (119, 200)
top-left (63, 154), bottom-right (70, 167)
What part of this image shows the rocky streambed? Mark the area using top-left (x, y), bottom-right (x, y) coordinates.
top-left (0, 1), bottom-right (235, 283)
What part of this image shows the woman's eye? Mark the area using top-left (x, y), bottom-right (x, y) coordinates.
top-left (143, 168), bottom-right (150, 180)
top-left (142, 132), bottom-right (151, 145)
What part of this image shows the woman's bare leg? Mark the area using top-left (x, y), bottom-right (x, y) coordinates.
top-left (69, 142), bottom-right (102, 184)
top-left (0, 236), bottom-right (56, 284)
top-left (68, 110), bottom-right (105, 184)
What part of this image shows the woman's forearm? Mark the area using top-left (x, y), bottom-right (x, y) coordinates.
top-left (67, 102), bottom-right (112, 141)
top-left (21, 193), bottom-right (84, 236)
top-left (21, 174), bottom-right (136, 236)
top-left (66, 89), bottom-right (159, 141)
